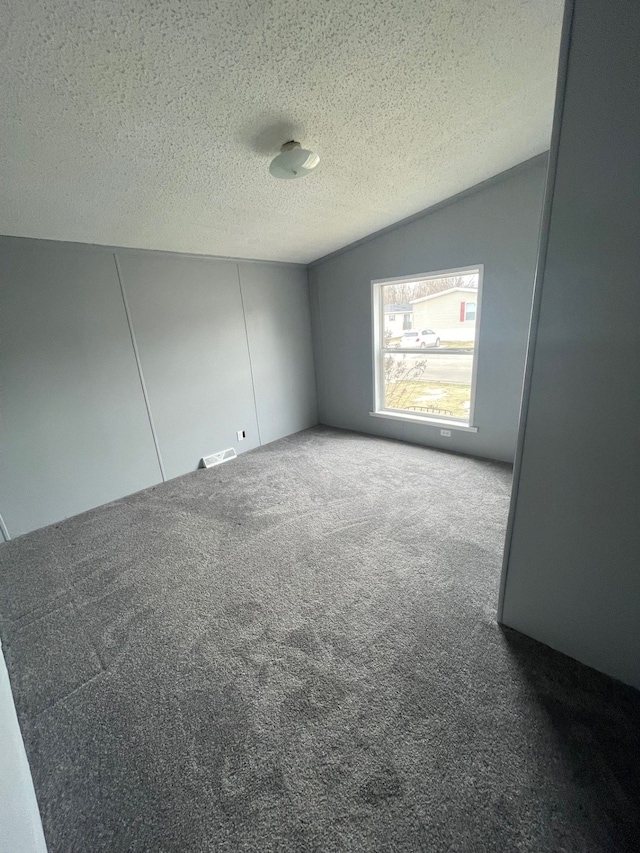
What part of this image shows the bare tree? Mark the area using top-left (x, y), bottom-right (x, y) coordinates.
top-left (382, 274), bottom-right (477, 307)
top-left (383, 353), bottom-right (428, 410)
top-left (383, 353), bottom-right (455, 416)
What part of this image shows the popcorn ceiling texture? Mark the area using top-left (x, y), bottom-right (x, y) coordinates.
top-left (0, 0), bottom-right (563, 263)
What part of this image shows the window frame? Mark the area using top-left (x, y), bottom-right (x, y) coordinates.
top-left (371, 265), bottom-right (484, 430)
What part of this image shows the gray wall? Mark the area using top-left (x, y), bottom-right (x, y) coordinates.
top-left (500, 0), bottom-right (640, 689)
top-left (116, 254), bottom-right (261, 479)
top-left (0, 237), bottom-right (317, 538)
top-left (239, 263), bottom-right (318, 446)
top-left (0, 242), bottom-right (162, 536)
top-left (309, 157), bottom-right (547, 463)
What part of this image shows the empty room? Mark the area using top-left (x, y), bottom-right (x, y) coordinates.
top-left (1, 1), bottom-right (639, 851)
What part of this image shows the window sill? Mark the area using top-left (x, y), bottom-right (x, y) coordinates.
top-left (369, 410), bottom-right (479, 433)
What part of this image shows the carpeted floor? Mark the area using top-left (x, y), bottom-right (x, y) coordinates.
top-left (1, 426), bottom-right (639, 852)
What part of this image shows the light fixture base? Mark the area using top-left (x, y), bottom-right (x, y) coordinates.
top-left (269, 140), bottom-right (320, 180)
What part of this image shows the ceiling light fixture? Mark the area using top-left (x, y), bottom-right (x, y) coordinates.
top-left (269, 140), bottom-right (320, 180)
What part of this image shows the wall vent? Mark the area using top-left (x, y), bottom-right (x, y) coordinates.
top-left (200, 448), bottom-right (237, 469)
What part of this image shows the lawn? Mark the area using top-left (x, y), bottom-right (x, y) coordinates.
top-left (385, 380), bottom-right (471, 418)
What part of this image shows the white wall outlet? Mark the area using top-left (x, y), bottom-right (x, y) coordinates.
top-left (236, 430), bottom-right (246, 441)
top-left (440, 429), bottom-right (452, 437)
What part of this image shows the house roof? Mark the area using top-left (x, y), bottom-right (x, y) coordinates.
top-left (0, 1), bottom-right (563, 263)
top-left (384, 304), bottom-right (413, 313)
top-left (410, 287), bottom-right (478, 305)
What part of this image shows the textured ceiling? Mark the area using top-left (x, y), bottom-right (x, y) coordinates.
top-left (0, 0), bottom-right (563, 264)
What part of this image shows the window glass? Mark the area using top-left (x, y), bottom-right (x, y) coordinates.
top-left (375, 268), bottom-right (481, 426)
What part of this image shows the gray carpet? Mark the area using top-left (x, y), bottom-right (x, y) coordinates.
top-left (1, 426), bottom-right (639, 852)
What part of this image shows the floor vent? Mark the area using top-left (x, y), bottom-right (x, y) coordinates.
top-left (200, 448), bottom-right (237, 469)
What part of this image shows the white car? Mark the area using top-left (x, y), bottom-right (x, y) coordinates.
top-left (398, 328), bottom-right (440, 348)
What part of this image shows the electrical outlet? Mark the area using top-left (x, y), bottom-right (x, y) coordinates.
top-left (236, 430), bottom-right (246, 441)
top-left (440, 429), bottom-right (451, 437)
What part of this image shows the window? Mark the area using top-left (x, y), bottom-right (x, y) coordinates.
top-left (388, 314), bottom-right (395, 321)
top-left (372, 266), bottom-right (482, 428)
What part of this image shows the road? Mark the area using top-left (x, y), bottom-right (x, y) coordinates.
top-left (385, 351), bottom-right (473, 383)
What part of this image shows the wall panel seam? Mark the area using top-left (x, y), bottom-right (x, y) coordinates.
top-left (112, 253), bottom-right (167, 481)
top-left (0, 513), bottom-right (10, 541)
top-left (310, 279), bottom-right (327, 422)
top-left (236, 264), bottom-right (263, 446)
top-left (0, 235), bottom-right (307, 269)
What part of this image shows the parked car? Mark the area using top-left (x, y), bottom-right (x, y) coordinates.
top-left (398, 329), bottom-right (440, 348)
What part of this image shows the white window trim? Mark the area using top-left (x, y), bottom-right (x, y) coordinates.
top-left (371, 264), bottom-right (484, 430)
top-left (369, 410), bottom-right (478, 432)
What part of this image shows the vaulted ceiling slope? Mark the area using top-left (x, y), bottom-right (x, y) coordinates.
top-left (0, 1), bottom-right (563, 264)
